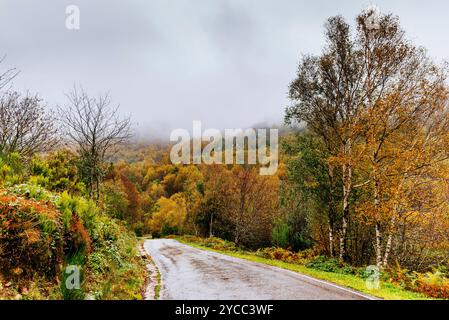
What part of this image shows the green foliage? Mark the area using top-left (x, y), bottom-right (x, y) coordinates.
top-left (1, 183), bottom-right (145, 300)
top-left (305, 256), bottom-right (355, 275)
top-left (60, 250), bottom-right (86, 300)
top-left (29, 151), bottom-right (84, 194)
top-left (255, 247), bottom-right (304, 264)
top-left (179, 235), bottom-right (238, 252)
top-left (279, 133), bottom-right (333, 252)
top-left (55, 191), bottom-right (97, 231)
top-left (0, 152), bottom-right (26, 186)
top-left (9, 183), bottom-right (53, 201)
top-left (271, 221), bottom-right (290, 248)
top-left (103, 181), bottom-right (129, 220)
top-left (132, 221), bottom-right (146, 237)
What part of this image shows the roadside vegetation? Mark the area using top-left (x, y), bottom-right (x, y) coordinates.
top-left (176, 236), bottom-right (434, 300)
top-left (1, 8), bottom-right (449, 300)
top-left (0, 169), bottom-right (146, 300)
top-left (0, 81), bottom-right (147, 299)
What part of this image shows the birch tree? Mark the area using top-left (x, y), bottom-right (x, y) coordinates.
top-left (286, 8), bottom-right (448, 261)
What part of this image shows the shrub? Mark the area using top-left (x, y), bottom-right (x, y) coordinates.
top-left (256, 247), bottom-right (303, 263)
top-left (55, 191), bottom-right (97, 232)
top-left (65, 213), bottom-right (92, 255)
top-left (202, 237), bottom-right (237, 251)
top-left (0, 183), bottom-right (146, 300)
top-left (385, 262), bottom-right (414, 289)
top-left (178, 235), bottom-right (237, 251)
top-left (30, 151), bottom-right (83, 195)
top-left (0, 194), bottom-right (64, 278)
top-left (0, 153), bottom-right (26, 186)
top-left (271, 222), bottom-right (291, 248)
top-left (414, 271), bottom-right (449, 299)
top-left (60, 250), bottom-right (87, 300)
top-left (305, 256), bottom-right (355, 275)
top-left (132, 221), bottom-right (148, 237)
top-left (9, 183), bottom-right (53, 201)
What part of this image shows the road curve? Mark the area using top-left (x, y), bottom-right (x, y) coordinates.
top-left (143, 239), bottom-right (374, 300)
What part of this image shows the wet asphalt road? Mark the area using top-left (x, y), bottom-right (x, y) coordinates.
top-left (143, 239), bottom-right (373, 300)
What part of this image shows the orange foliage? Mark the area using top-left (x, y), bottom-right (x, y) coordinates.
top-left (0, 193), bottom-right (64, 278)
top-left (67, 213), bottom-right (91, 254)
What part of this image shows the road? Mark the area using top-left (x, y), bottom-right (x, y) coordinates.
top-left (143, 239), bottom-right (374, 300)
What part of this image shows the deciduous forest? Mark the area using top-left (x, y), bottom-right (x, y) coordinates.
top-left (1, 8), bottom-right (449, 300)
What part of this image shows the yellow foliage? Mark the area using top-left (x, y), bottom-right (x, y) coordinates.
top-left (149, 194), bottom-right (187, 235)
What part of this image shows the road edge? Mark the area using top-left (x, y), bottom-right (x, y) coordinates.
top-left (139, 241), bottom-right (162, 300)
top-left (176, 239), bottom-right (380, 300)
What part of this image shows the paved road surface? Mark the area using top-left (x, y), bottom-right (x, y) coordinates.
top-left (143, 239), bottom-right (374, 300)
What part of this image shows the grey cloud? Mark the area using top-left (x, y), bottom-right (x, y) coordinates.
top-left (0, 0), bottom-right (448, 139)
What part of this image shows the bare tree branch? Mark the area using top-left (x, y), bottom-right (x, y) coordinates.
top-left (57, 85), bottom-right (132, 200)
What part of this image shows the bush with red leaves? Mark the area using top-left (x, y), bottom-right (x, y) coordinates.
top-left (0, 195), bottom-right (64, 278)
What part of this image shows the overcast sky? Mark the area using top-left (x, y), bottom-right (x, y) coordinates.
top-left (1, 0), bottom-right (448, 138)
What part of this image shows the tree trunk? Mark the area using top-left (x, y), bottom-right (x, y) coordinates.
top-left (373, 172), bottom-right (383, 268)
top-left (340, 163), bottom-right (352, 260)
top-left (339, 216), bottom-right (347, 260)
top-left (382, 232), bottom-right (393, 268)
top-left (209, 213), bottom-right (214, 238)
top-left (328, 223), bottom-right (334, 257)
top-left (375, 221), bottom-right (383, 268)
top-left (95, 175), bottom-right (101, 203)
top-left (327, 164), bottom-right (336, 257)
top-left (381, 213), bottom-right (397, 268)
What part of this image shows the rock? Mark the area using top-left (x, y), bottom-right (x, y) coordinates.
top-left (84, 293), bottom-right (96, 300)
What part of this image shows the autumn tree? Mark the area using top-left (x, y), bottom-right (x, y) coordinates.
top-left (149, 194), bottom-right (187, 236)
top-left (173, 166), bottom-right (204, 235)
top-left (228, 166), bottom-right (279, 248)
top-left (0, 58), bottom-right (56, 158)
top-left (199, 164), bottom-right (237, 239)
top-left (286, 14), bottom-right (365, 259)
top-left (280, 132), bottom-right (341, 254)
top-left (58, 87), bottom-right (131, 201)
top-left (0, 91), bottom-right (57, 157)
top-left (358, 84), bottom-right (449, 268)
top-left (286, 8), bottom-right (448, 262)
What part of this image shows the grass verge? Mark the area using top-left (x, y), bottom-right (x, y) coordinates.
top-left (154, 269), bottom-right (161, 300)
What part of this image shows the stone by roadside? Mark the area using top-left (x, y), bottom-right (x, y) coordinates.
top-left (139, 243), bottom-right (160, 300)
